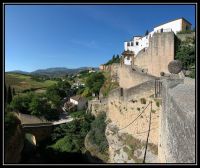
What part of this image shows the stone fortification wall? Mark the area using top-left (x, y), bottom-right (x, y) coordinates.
top-left (107, 80), bottom-right (160, 144)
top-left (134, 32), bottom-right (175, 77)
top-left (159, 77), bottom-right (195, 163)
top-left (117, 65), bottom-right (156, 89)
top-left (106, 79), bottom-right (161, 163)
top-left (87, 98), bottom-right (108, 117)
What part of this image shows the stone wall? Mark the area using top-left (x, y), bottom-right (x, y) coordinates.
top-left (117, 65), bottom-right (156, 89)
top-left (158, 77), bottom-right (195, 163)
top-left (5, 124), bottom-right (24, 163)
top-left (134, 32), bottom-right (175, 77)
top-left (23, 125), bottom-right (53, 143)
top-left (107, 80), bottom-right (160, 143)
top-left (106, 80), bottom-right (161, 163)
top-left (87, 98), bottom-right (108, 117)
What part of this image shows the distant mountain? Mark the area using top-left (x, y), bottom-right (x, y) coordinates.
top-left (7, 70), bottom-right (30, 75)
top-left (7, 67), bottom-right (98, 77)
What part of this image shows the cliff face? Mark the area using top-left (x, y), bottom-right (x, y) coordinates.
top-left (5, 124), bottom-right (25, 163)
top-left (84, 132), bottom-right (109, 163)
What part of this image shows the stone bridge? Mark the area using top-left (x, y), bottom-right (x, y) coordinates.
top-left (16, 113), bottom-right (73, 144)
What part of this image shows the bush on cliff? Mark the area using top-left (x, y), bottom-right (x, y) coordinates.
top-left (49, 113), bottom-right (94, 153)
top-left (5, 112), bottom-right (21, 141)
top-left (88, 113), bottom-right (109, 153)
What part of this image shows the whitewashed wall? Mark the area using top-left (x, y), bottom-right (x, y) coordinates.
top-left (154, 19), bottom-right (182, 34)
top-left (70, 98), bottom-right (78, 105)
top-left (124, 56), bottom-right (132, 65)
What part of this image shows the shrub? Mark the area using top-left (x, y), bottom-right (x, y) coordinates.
top-left (156, 101), bottom-right (160, 107)
top-left (5, 112), bottom-right (21, 140)
top-left (140, 98), bottom-right (146, 104)
top-left (89, 113), bottom-right (109, 153)
top-left (137, 107), bottom-right (140, 111)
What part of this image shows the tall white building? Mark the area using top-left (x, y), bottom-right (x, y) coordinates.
top-left (123, 17), bottom-right (192, 61)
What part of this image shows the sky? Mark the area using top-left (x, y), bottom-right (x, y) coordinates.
top-left (5, 4), bottom-right (196, 72)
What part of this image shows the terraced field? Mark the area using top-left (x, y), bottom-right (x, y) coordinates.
top-left (5, 73), bottom-right (57, 93)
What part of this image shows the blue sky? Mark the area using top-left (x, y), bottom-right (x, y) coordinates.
top-left (5, 4), bottom-right (195, 72)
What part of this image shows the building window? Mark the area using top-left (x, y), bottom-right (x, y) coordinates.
top-left (131, 42), bottom-right (133, 46)
top-left (127, 42), bottom-right (130, 46)
top-left (136, 42), bottom-right (139, 46)
top-left (186, 25), bottom-right (189, 30)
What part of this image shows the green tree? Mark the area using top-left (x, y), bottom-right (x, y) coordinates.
top-left (145, 30), bottom-right (149, 36)
top-left (7, 85), bottom-right (12, 104)
top-left (89, 113), bottom-right (108, 153)
top-left (29, 95), bottom-right (44, 116)
top-left (10, 92), bottom-right (34, 114)
top-left (46, 85), bottom-right (62, 108)
top-left (112, 55), bottom-right (116, 61)
top-left (85, 72), bottom-right (105, 95)
top-left (12, 88), bottom-right (16, 96)
top-left (175, 37), bottom-right (195, 69)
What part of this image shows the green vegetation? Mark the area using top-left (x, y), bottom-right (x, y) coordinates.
top-left (175, 35), bottom-right (195, 78)
top-left (10, 92), bottom-right (34, 114)
top-left (145, 30), bottom-right (149, 36)
top-left (5, 112), bottom-right (21, 141)
top-left (177, 29), bottom-right (194, 34)
top-left (10, 91), bottom-right (59, 120)
top-left (156, 101), bottom-right (160, 107)
top-left (104, 54), bottom-right (121, 65)
top-left (49, 113), bottom-right (94, 153)
top-left (5, 73), bottom-right (57, 94)
top-left (88, 113), bottom-right (109, 153)
top-left (69, 110), bottom-right (86, 118)
top-left (85, 72), bottom-right (105, 96)
top-left (100, 71), bottom-right (119, 97)
top-left (46, 80), bottom-right (72, 108)
top-left (120, 133), bottom-right (145, 163)
top-left (140, 98), bottom-right (146, 104)
top-left (7, 85), bottom-right (12, 104)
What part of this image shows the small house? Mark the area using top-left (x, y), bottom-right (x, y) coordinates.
top-left (70, 95), bottom-right (87, 110)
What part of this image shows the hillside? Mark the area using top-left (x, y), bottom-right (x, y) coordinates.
top-left (7, 67), bottom-right (99, 78)
top-left (5, 73), bottom-right (57, 93)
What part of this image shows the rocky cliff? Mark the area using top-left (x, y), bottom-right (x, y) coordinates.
top-left (5, 123), bottom-right (25, 163)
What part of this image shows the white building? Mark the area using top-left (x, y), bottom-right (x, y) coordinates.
top-left (70, 95), bottom-right (87, 110)
top-left (123, 18), bottom-right (192, 59)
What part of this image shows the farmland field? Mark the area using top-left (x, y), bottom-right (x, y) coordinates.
top-left (5, 73), bottom-right (57, 93)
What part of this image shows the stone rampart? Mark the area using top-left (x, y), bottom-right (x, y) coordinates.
top-left (134, 32), bottom-right (175, 77)
top-left (158, 77), bottom-right (195, 163)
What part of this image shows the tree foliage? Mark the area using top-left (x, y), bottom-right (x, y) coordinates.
top-left (104, 54), bottom-right (121, 65)
top-left (175, 37), bottom-right (195, 70)
top-left (145, 30), bottom-right (149, 36)
top-left (7, 85), bottom-right (12, 104)
top-left (10, 92), bottom-right (59, 120)
top-left (50, 113), bottom-right (94, 152)
top-left (85, 72), bottom-right (105, 95)
top-left (88, 113), bottom-right (108, 153)
top-left (5, 112), bottom-right (21, 141)
top-left (10, 92), bottom-right (34, 114)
